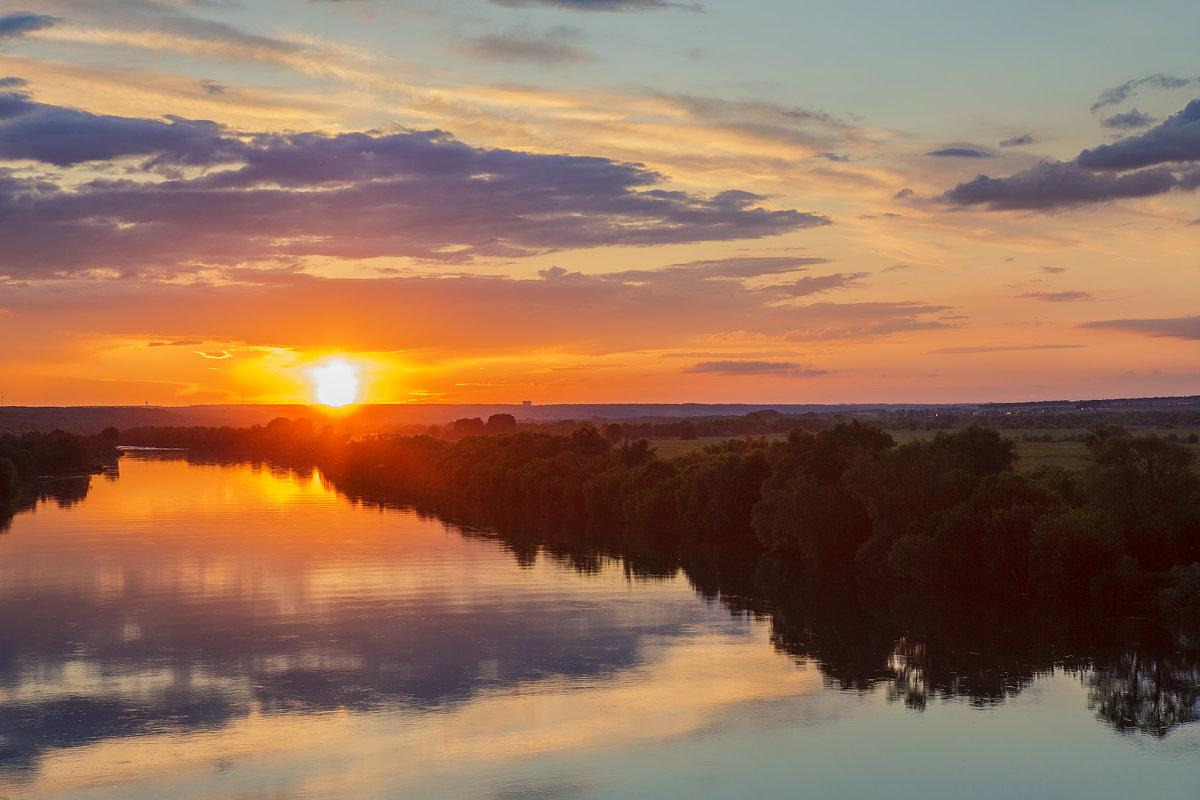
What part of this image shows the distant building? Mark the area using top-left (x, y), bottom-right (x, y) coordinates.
top-left (522, 400), bottom-right (532, 407)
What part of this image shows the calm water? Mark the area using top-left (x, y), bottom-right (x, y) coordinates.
top-left (1, 456), bottom-right (1197, 799)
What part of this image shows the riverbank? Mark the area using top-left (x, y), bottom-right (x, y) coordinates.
top-left (118, 418), bottom-right (1200, 628)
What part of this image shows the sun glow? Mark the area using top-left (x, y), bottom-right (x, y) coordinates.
top-left (310, 358), bottom-right (360, 407)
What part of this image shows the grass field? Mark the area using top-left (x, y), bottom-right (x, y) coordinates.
top-left (644, 426), bottom-right (1200, 471)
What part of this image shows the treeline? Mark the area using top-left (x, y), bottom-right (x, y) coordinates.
top-left (893, 406), bottom-right (1200, 432)
top-left (0, 429), bottom-right (122, 503)
top-left (382, 410), bottom-right (824, 441)
top-left (122, 418), bottom-right (1200, 623)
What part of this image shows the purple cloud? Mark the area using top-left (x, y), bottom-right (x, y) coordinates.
top-left (1077, 99), bottom-right (1200, 170)
top-left (0, 89), bottom-right (243, 166)
top-left (940, 161), bottom-right (1184, 210)
top-left (1090, 74), bottom-right (1198, 112)
top-left (0, 104), bottom-right (830, 277)
top-left (999, 134), bottom-right (1036, 147)
top-left (1101, 108), bottom-right (1157, 130)
top-left (927, 148), bottom-right (993, 158)
top-left (0, 13), bottom-right (59, 40)
top-left (940, 99), bottom-right (1200, 210)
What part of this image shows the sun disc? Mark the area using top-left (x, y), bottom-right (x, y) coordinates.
top-left (312, 359), bottom-right (359, 407)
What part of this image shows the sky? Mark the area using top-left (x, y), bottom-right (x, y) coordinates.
top-left (0, 0), bottom-right (1198, 407)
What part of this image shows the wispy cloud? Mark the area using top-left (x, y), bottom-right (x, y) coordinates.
top-left (1017, 291), bottom-right (1092, 302)
top-left (927, 147), bottom-right (992, 158)
top-left (1090, 74), bottom-right (1199, 112)
top-left (929, 344), bottom-right (1085, 355)
top-left (488, 0), bottom-right (702, 11)
top-left (1080, 315), bottom-right (1200, 340)
top-left (998, 134), bottom-right (1036, 147)
top-left (682, 361), bottom-right (828, 376)
top-left (457, 27), bottom-right (591, 65)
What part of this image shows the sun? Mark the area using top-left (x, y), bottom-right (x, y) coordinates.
top-left (310, 358), bottom-right (360, 407)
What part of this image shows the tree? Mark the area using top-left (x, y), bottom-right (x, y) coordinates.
top-left (569, 423), bottom-right (611, 457)
top-left (484, 413), bottom-right (517, 435)
top-left (451, 417), bottom-right (486, 438)
top-left (752, 422), bottom-right (894, 564)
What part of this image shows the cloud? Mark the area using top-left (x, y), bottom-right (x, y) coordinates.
top-left (1101, 108), bottom-right (1156, 130)
top-left (940, 99), bottom-right (1200, 210)
top-left (927, 148), bottom-right (993, 158)
top-left (1090, 74), bottom-right (1198, 112)
top-left (682, 360), bottom-right (828, 376)
top-left (998, 134), bottom-right (1036, 147)
top-left (2, 271), bottom-right (953, 366)
top-left (0, 13), bottom-right (59, 41)
top-left (893, 187), bottom-right (914, 200)
top-left (457, 27), bottom-right (591, 65)
top-left (602, 255), bottom-right (830, 283)
top-left (929, 344), bottom-right (1085, 355)
top-left (1080, 315), bottom-right (1200, 340)
top-left (0, 90), bottom-right (243, 165)
top-left (1017, 290), bottom-right (1092, 302)
top-left (1076, 99), bottom-right (1200, 170)
top-left (0, 105), bottom-right (830, 277)
top-left (148, 340), bottom-right (203, 347)
top-left (488, 0), bottom-right (702, 11)
top-left (1040, 266), bottom-right (1066, 274)
top-left (938, 159), bottom-right (1194, 210)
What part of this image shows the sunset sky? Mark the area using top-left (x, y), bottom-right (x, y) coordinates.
top-left (1, 0), bottom-right (1198, 406)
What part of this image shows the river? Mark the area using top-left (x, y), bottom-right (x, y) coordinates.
top-left (1, 454), bottom-right (1197, 798)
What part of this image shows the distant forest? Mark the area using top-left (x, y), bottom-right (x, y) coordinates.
top-left (0, 429), bottom-right (121, 531)
top-left (0, 428), bottom-right (120, 500)
top-left (118, 415), bottom-right (1200, 626)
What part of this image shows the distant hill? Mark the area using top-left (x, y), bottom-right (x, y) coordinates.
top-left (0, 406), bottom-right (193, 434)
top-left (3, 395), bottom-right (1197, 434)
top-left (0, 402), bottom-right (960, 434)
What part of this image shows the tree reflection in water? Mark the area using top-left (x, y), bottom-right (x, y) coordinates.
top-left (6, 454), bottom-right (1198, 746)
top-left (0, 474), bottom-right (94, 533)
top-left (1087, 651), bottom-right (1200, 736)
top-left (465, 512), bottom-right (1200, 738)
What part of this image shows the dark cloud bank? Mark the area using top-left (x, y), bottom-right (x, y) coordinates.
top-left (941, 99), bottom-right (1200, 210)
top-left (0, 88), bottom-right (828, 277)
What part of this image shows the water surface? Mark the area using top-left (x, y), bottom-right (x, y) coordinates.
top-left (1, 456), bottom-right (1196, 799)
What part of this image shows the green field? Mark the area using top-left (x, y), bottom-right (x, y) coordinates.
top-left (644, 426), bottom-right (1200, 471)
